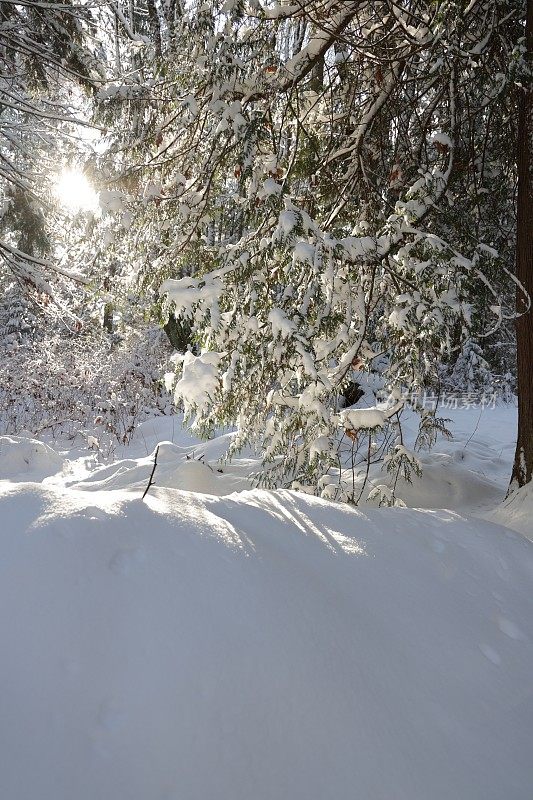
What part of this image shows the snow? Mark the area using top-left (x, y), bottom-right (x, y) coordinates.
top-left (160, 276), bottom-right (223, 316)
top-left (98, 188), bottom-right (126, 213)
top-left (0, 435), bottom-right (63, 480)
top-left (172, 351), bottom-right (222, 418)
top-left (292, 240), bottom-right (315, 264)
top-left (1, 480), bottom-right (532, 800)
top-left (431, 131), bottom-right (453, 148)
top-left (340, 406), bottom-right (386, 430)
top-left (277, 208), bottom-right (298, 234)
top-left (340, 234), bottom-right (376, 259)
top-left (259, 177), bottom-right (282, 198)
top-left (309, 434), bottom-right (331, 460)
top-left (268, 307), bottom-right (296, 339)
top-left (0, 405), bottom-right (532, 799)
top-left (489, 482), bottom-right (533, 541)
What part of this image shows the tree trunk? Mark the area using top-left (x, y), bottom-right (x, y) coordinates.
top-left (146, 0), bottom-right (162, 61)
top-left (511, 0), bottom-right (533, 488)
top-left (103, 302), bottom-right (114, 334)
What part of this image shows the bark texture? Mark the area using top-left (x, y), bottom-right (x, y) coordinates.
top-left (511, 0), bottom-right (533, 487)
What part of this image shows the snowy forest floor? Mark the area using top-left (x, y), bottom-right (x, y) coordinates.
top-left (0, 403), bottom-right (532, 799)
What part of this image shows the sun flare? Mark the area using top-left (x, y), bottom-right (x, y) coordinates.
top-left (55, 168), bottom-right (98, 213)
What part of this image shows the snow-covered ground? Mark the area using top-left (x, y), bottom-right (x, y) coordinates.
top-left (0, 404), bottom-right (532, 799)
top-left (27, 400), bottom-right (529, 535)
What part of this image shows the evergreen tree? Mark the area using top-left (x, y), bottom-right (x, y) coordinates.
top-left (447, 339), bottom-right (494, 397)
top-left (116, 0), bottom-right (521, 502)
top-left (0, 0), bottom-right (105, 294)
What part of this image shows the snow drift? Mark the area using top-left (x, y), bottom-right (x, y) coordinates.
top-left (0, 483), bottom-right (532, 800)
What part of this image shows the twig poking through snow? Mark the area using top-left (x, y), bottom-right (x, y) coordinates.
top-left (142, 445), bottom-right (160, 500)
top-left (463, 408), bottom-right (483, 452)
